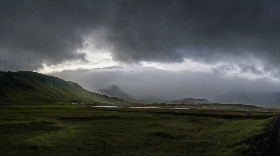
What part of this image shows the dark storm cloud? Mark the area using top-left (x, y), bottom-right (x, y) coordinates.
top-left (1, 0), bottom-right (280, 71)
top-left (104, 0), bottom-right (280, 65)
top-left (0, 0), bottom-right (107, 70)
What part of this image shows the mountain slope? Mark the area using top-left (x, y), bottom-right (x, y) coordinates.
top-left (0, 71), bottom-right (128, 105)
top-left (97, 84), bottom-right (130, 99)
top-left (215, 91), bottom-right (280, 107)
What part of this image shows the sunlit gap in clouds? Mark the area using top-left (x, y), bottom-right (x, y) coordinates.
top-left (36, 38), bottom-right (280, 83)
top-left (36, 36), bottom-right (119, 73)
top-left (35, 36), bottom-right (217, 74)
top-left (36, 51), bottom-right (117, 73)
top-left (35, 50), bottom-right (218, 75)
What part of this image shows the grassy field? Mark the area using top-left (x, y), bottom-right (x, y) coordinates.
top-left (0, 105), bottom-right (277, 156)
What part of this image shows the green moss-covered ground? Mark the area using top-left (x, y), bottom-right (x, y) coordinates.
top-left (0, 105), bottom-right (277, 156)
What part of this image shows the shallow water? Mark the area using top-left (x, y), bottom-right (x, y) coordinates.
top-left (127, 107), bottom-right (162, 109)
top-left (169, 108), bottom-right (190, 109)
top-left (91, 106), bottom-right (189, 110)
top-left (91, 106), bottom-right (120, 108)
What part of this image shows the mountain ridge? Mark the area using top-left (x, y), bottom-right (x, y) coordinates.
top-left (215, 91), bottom-right (280, 107)
top-left (97, 84), bottom-right (130, 99)
top-left (0, 71), bottom-right (128, 105)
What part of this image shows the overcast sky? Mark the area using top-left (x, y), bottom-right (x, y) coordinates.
top-left (1, 0), bottom-right (280, 103)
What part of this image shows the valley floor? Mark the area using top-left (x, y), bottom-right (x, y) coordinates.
top-left (0, 105), bottom-right (277, 156)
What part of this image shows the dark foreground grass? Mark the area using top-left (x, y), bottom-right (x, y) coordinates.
top-left (0, 106), bottom-right (277, 156)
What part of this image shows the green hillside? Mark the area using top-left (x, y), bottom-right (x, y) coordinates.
top-left (0, 71), bottom-right (128, 106)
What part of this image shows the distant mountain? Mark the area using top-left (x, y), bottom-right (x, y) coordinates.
top-left (0, 71), bottom-right (128, 105)
top-left (165, 98), bottom-right (212, 104)
top-left (215, 91), bottom-right (280, 107)
top-left (97, 84), bottom-right (130, 99)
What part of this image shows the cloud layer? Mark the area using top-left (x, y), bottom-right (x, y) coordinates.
top-left (1, 0), bottom-right (280, 76)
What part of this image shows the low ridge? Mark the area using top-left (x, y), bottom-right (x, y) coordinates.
top-left (166, 98), bottom-right (212, 104)
top-left (0, 71), bottom-right (127, 105)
